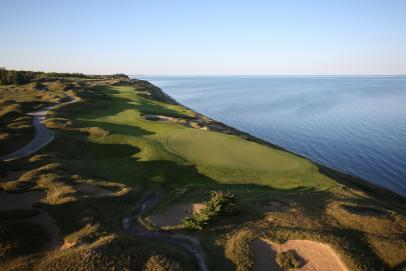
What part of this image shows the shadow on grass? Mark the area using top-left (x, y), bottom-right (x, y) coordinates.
top-left (38, 83), bottom-right (378, 270)
top-left (135, 97), bottom-right (194, 119)
top-left (76, 119), bottom-right (154, 137)
top-left (99, 86), bottom-right (191, 119)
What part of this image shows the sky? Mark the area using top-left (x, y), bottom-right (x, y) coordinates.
top-left (1, 0), bottom-right (405, 75)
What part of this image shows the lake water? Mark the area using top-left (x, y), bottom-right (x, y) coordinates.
top-left (135, 76), bottom-right (406, 196)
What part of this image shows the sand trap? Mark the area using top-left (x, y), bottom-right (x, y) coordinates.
top-left (0, 190), bottom-right (61, 250)
top-left (251, 238), bottom-right (348, 271)
top-left (74, 183), bottom-right (113, 197)
top-left (342, 205), bottom-right (389, 217)
top-left (260, 201), bottom-right (290, 212)
top-left (143, 114), bottom-right (174, 122)
top-left (149, 203), bottom-right (205, 227)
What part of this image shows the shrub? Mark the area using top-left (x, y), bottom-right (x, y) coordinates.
top-left (275, 250), bottom-right (302, 269)
top-left (143, 254), bottom-right (182, 271)
top-left (182, 191), bottom-right (240, 230)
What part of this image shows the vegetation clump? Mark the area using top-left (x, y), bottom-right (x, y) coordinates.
top-left (182, 191), bottom-right (239, 230)
top-left (224, 230), bottom-right (254, 271)
top-left (0, 67), bottom-right (129, 85)
top-left (275, 250), bottom-right (303, 270)
top-left (143, 254), bottom-right (182, 271)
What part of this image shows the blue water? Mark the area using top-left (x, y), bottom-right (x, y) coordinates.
top-left (135, 76), bottom-right (406, 196)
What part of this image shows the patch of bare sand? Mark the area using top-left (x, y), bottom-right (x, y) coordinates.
top-left (149, 203), bottom-right (205, 227)
top-left (261, 201), bottom-right (290, 212)
top-left (0, 190), bottom-right (61, 250)
top-left (251, 238), bottom-right (348, 271)
top-left (342, 205), bottom-right (389, 217)
top-left (143, 114), bottom-right (174, 122)
top-left (73, 183), bottom-right (113, 197)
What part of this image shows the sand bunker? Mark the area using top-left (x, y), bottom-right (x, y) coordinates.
top-left (342, 205), bottom-right (389, 217)
top-left (259, 200), bottom-right (290, 212)
top-left (149, 203), bottom-right (205, 227)
top-left (143, 114), bottom-right (208, 130)
top-left (251, 238), bottom-right (348, 271)
top-left (0, 190), bottom-right (61, 250)
top-left (74, 183), bottom-right (113, 197)
top-left (143, 114), bottom-right (174, 122)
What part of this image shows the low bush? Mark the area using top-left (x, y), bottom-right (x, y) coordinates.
top-left (182, 191), bottom-right (240, 230)
top-left (275, 250), bottom-right (302, 269)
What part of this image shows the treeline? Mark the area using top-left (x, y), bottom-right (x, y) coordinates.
top-left (0, 67), bottom-right (128, 85)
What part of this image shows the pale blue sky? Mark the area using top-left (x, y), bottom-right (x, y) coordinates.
top-left (1, 0), bottom-right (405, 75)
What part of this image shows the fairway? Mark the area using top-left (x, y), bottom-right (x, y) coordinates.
top-left (166, 129), bottom-right (302, 172)
top-left (63, 85), bottom-right (337, 190)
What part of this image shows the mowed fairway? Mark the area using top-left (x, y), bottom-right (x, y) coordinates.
top-left (63, 85), bottom-right (336, 190)
top-left (166, 130), bottom-right (301, 171)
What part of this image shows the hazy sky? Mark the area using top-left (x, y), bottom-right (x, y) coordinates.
top-left (1, 0), bottom-right (405, 75)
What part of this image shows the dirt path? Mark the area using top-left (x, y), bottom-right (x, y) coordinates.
top-left (251, 238), bottom-right (348, 271)
top-left (0, 96), bottom-right (79, 161)
top-left (0, 190), bottom-right (62, 250)
top-left (123, 191), bottom-right (210, 271)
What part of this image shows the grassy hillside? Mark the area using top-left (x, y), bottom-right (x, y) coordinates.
top-left (0, 76), bottom-right (405, 271)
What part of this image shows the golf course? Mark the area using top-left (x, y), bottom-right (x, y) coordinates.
top-left (0, 71), bottom-right (405, 271)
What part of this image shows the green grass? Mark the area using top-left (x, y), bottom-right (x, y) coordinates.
top-left (58, 84), bottom-right (336, 191)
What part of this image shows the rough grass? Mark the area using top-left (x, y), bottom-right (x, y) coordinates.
top-left (0, 82), bottom-right (69, 156)
top-left (224, 229), bottom-right (254, 271)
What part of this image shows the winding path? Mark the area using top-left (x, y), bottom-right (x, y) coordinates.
top-left (123, 191), bottom-right (210, 271)
top-left (0, 96), bottom-right (79, 161)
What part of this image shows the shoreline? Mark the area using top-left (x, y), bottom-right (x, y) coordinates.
top-left (131, 78), bottom-right (406, 206)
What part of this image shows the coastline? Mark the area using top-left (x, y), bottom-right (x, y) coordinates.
top-left (132, 78), bottom-right (406, 208)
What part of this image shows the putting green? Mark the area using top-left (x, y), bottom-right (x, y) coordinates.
top-left (166, 129), bottom-right (302, 172)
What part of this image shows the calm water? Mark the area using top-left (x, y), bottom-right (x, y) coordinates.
top-left (135, 76), bottom-right (406, 196)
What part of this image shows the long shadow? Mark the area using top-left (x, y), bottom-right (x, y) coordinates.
top-left (93, 86), bottom-right (191, 120)
top-left (60, 86), bottom-right (193, 138)
top-left (135, 97), bottom-right (194, 119)
top-left (38, 83), bottom-right (391, 270)
top-left (393, 259), bottom-right (406, 271)
top-left (41, 127), bottom-right (381, 271)
top-left (318, 164), bottom-right (406, 211)
top-left (75, 119), bottom-right (154, 137)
